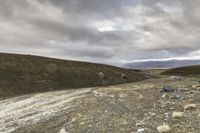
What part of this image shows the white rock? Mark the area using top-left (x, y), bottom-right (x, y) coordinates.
top-left (172, 112), bottom-right (183, 118)
top-left (137, 128), bottom-right (145, 133)
top-left (157, 125), bottom-right (171, 133)
top-left (184, 104), bottom-right (197, 110)
top-left (136, 121), bottom-right (145, 126)
top-left (161, 94), bottom-right (167, 98)
top-left (192, 84), bottom-right (200, 89)
top-left (60, 127), bottom-right (68, 133)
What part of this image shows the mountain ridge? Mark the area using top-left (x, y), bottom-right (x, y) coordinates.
top-left (124, 59), bottom-right (200, 69)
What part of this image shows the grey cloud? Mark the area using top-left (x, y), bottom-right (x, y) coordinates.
top-left (0, 0), bottom-right (200, 65)
top-left (0, 0), bottom-right (13, 18)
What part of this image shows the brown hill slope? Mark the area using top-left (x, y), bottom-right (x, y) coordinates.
top-left (0, 53), bottom-right (145, 98)
top-left (161, 65), bottom-right (200, 76)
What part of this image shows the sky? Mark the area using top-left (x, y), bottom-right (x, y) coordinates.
top-left (0, 0), bottom-right (200, 66)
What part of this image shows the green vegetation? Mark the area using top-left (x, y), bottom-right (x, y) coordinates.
top-left (161, 65), bottom-right (200, 76)
top-left (0, 53), bottom-right (145, 98)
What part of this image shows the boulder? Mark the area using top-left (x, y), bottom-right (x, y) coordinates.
top-left (163, 86), bottom-right (174, 92)
top-left (98, 72), bottom-right (105, 79)
top-left (121, 74), bottom-right (127, 80)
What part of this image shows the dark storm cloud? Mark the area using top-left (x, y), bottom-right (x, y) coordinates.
top-left (0, 0), bottom-right (200, 65)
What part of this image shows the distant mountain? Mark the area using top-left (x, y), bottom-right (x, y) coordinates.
top-left (124, 60), bottom-right (200, 69)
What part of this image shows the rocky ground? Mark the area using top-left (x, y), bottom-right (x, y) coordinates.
top-left (0, 75), bottom-right (199, 133)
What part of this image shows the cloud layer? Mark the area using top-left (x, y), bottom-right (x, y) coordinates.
top-left (0, 0), bottom-right (200, 65)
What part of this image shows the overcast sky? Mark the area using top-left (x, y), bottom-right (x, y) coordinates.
top-left (0, 0), bottom-right (200, 65)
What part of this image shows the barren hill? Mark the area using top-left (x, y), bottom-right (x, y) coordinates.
top-left (0, 53), bottom-right (145, 98)
top-left (161, 65), bottom-right (200, 76)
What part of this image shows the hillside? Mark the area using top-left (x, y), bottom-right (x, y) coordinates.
top-left (124, 60), bottom-right (200, 69)
top-left (161, 65), bottom-right (200, 76)
top-left (0, 53), bottom-right (145, 98)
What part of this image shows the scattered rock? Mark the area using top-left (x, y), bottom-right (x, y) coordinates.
top-left (163, 86), bottom-right (174, 92)
top-left (157, 125), bottom-right (171, 133)
top-left (184, 104), bottom-right (197, 110)
top-left (172, 112), bottom-right (184, 118)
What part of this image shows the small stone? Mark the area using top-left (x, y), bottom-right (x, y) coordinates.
top-left (161, 93), bottom-right (167, 98)
top-left (184, 104), bottom-right (197, 110)
top-left (137, 128), bottom-right (145, 133)
top-left (161, 105), bottom-right (166, 108)
top-left (157, 125), bottom-right (171, 133)
top-left (175, 94), bottom-right (183, 100)
top-left (88, 125), bottom-right (92, 127)
top-left (192, 83), bottom-right (200, 89)
top-left (60, 127), bottom-right (68, 133)
top-left (172, 112), bottom-right (184, 118)
top-left (170, 76), bottom-right (184, 80)
top-left (169, 107), bottom-right (175, 111)
top-left (149, 112), bottom-right (156, 116)
top-left (189, 94), bottom-right (194, 99)
top-left (164, 113), bottom-right (169, 118)
top-left (136, 122), bottom-right (145, 127)
top-left (163, 86), bottom-right (174, 92)
top-left (179, 88), bottom-right (189, 92)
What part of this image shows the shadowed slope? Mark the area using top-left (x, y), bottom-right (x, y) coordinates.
top-left (0, 53), bottom-right (145, 98)
top-left (161, 65), bottom-right (200, 76)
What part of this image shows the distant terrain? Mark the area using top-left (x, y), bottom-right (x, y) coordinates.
top-left (124, 60), bottom-right (200, 69)
top-left (0, 53), bottom-right (145, 98)
top-left (161, 65), bottom-right (200, 76)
